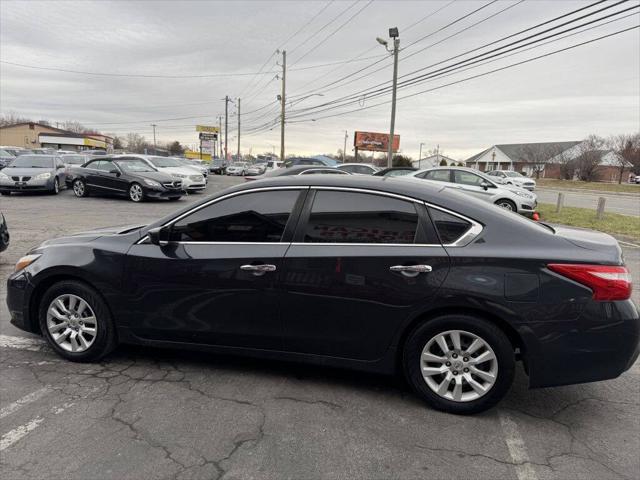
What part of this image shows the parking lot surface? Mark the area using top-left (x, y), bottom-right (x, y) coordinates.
top-left (1, 176), bottom-right (639, 480)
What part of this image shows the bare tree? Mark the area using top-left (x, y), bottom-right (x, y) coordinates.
top-left (125, 133), bottom-right (148, 153)
top-left (607, 133), bottom-right (640, 182)
top-left (520, 144), bottom-right (560, 179)
top-left (0, 112), bottom-right (32, 127)
top-left (574, 134), bottom-right (605, 181)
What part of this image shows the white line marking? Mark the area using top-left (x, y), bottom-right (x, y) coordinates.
top-left (0, 417), bottom-right (44, 451)
top-left (498, 410), bottom-right (539, 480)
top-left (0, 387), bottom-right (51, 419)
top-left (0, 402), bottom-right (75, 452)
top-left (0, 334), bottom-right (46, 352)
top-left (618, 240), bottom-right (640, 248)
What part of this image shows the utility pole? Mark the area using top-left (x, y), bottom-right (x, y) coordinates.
top-left (224, 96), bottom-right (229, 161)
top-left (237, 98), bottom-right (241, 160)
top-left (217, 115), bottom-right (223, 159)
top-left (419, 142), bottom-right (425, 168)
top-left (279, 50), bottom-right (286, 162)
top-left (343, 131), bottom-right (348, 162)
top-left (388, 32), bottom-right (400, 168)
top-left (151, 124), bottom-right (157, 155)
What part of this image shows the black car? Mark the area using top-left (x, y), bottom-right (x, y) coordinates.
top-left (69, 157), bottom-right (183, 202)
top-left (0, 212), bottom-right (9, 252)
top-left (209, 158), bottom-right (227, 175)
top-left (7, 176), bottom-right (639, 414)
top-left (374, 166), bottom-right (418, 177)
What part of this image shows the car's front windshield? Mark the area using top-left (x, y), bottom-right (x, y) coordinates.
top-left (504, 171), bottom-right (523, 178)
top-left (7, 155), bottom-right (54, 168)
top-left (149, 156), bottom-right (183, 168)
top-left (116, 159), bottom-right (156, 173)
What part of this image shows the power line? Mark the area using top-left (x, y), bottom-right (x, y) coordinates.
top-left (289, 0), bottom-right (374, 67)
top-left (279, 0), bottom-right (336, 50)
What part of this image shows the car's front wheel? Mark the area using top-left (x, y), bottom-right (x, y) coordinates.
top-left (39, 280), bottom-right (117, 362)
top-left (128, 183), bottom-right (144, 202)
top-left (73, 179), bottom-right (88, 197)
top-left (50, 178), bottom-right (60, 195)
top-left (403, 315), bottom-right (515, 414)
top-left (495, 199), bottom-right (516, 211)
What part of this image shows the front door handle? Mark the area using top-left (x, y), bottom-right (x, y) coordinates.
top-left (240, 264), bottom-right (277, 276)
top-left (389, 265), bottom-right (432, 277)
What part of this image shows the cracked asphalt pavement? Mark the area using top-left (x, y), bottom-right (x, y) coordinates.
top-left (1, 175), bottom-right (639, 480)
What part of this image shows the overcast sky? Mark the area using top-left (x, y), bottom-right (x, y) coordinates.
top-left (1, 0), bottom-right (639, 160)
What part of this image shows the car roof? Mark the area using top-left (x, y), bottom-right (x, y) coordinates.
top-left (338, 163), bottom-right (376, 167)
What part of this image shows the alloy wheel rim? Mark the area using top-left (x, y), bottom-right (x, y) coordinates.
top-left (46, 294), bottom-right (98, 353)
top-left (54, 179), bottom-right (59, 193)
top-left (130, 184), bottom-right (142, 201)
top-left (73, 181), bottom-right (84, 196)
top-left (498, 202), bottom-right (513, 211)
top-left (420, 329), bottom-right (498, 402)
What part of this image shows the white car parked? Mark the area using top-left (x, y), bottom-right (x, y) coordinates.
top-left (226, 162), bottom-right (250, 176)
top-left (485, 170), bottom-right (536, 191)
top-left (403, 166), bottom-right (538, 216)
top-left (121, 155), bottom-right (206, 192)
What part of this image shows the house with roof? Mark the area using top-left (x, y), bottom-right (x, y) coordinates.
top-left (412, 154), bottom-right (459, 169)
top-left (0, 122), bottom-right (113, 152)
top-left (464, 141), bottom-right (632, 182)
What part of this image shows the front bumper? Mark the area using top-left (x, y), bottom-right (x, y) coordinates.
top-left (144, 187), bottom-right (184, 199)
top-left (7, 271), bottom-right (33, 333)
top-left (0, 177), bottom-right (52, 192)
top-left (525, 299), bottom-right (640, 388)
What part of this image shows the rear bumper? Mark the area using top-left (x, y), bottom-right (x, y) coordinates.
top-left (525, 299), bottom-right (640, 388)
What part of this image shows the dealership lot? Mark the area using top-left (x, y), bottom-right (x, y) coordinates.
top-left (1, 177), bottom-right (639, 480)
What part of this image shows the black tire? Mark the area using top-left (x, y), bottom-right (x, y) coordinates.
top-left (403, 315), bottom-right (515, 415)
top-left (495, 199), bottom-right (517, 212)
top-left (39, 280), bottom-right (118, 362)
top-left (1, 192), bottom-right (10, 196)
top-left (168, 196), bottom-right (181, 201)
top-left (128, 182), bottom-right (144, 202)
top-left (50, 178), bottom-right (60, 195)
top-left (73, 179), bottom-right (89, 197)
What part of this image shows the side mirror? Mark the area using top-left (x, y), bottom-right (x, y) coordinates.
top-left (148, 226), bottom-right (170, 246)
top-left (57, 164), bottom-right (65, 169)
top-left (109, 169), bottom-right (120, 176)
top-left (480, 181), bottom-right (491, 191)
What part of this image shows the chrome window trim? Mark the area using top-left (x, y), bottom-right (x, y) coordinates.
top-left (135, 186), bottom-right (306, 245)
top-left (135, 184), bottom-right (483, 247)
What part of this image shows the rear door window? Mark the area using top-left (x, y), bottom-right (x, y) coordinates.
top-left (303, 191), bottom-right (420, 244)
top-left (428, 208), bottom-right (472, 244)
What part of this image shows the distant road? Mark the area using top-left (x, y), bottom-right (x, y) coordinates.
top-left (536, 188), bottom-right (640, 217)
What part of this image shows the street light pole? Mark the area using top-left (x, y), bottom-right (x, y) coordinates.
top-left (419, 142), bottom-right (425, 166)
top-left (343, 130), bottom-right (348, 162)
top-left (151, 124), bottom-right (157, 155)
top-left (224, 95), bottom-right (229, 161)
top-left (377, 28), bottom-right (400, 168)
top-left (237, 97), bottom-right (241, 160)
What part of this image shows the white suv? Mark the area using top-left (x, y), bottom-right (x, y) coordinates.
top-left (403, 167), bottom-right (538, 216)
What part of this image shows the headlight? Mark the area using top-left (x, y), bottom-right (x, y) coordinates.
top-left (172, 174), bottom-right (187, 179)
top-left (34, 172), bottom-right (52, 180)
top-left (513, 190), bottom-right (532, 198)
top-left (15, 254), bottom-right (41, 273)
top-left (143, 178), bottom-right (162, 187)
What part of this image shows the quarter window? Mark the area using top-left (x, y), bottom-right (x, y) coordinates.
top-left (428, 208), bottom-right (472, 244)
top-left (170, 190), bottom-right (300, 242)
top-left (304, 191), bottom-right (419, 244)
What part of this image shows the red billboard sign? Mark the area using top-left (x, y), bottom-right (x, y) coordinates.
top-left (354, 131), bottom-right (400, 152)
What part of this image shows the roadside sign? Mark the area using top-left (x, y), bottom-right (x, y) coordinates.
top-left (199, 132), bottom-right (218, 141)
top-left (354, 131), bottom-right (400, 152)
top-left (196, 125), bottom-right (219, 133)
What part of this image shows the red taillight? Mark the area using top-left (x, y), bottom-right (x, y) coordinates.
top-left (547, 264), bottom-right (632, 301)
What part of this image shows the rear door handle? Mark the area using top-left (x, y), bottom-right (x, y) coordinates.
top-left (389, 265), bottom-right (432, 277)
top-left (240, 264), bottom-right (277, 276)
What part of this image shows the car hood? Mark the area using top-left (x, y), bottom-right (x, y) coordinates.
top-left (502, 184), bottom-right (535, 196)
top-left (3, 167), bottom-right (54, 176)
top-left (36, 224), bottom-right (145, 249)
top-left (156, 166), bottom-right (197, 176)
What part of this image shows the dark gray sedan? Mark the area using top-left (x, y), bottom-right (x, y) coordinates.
top-left (0, 155), bottom-right (67, 195)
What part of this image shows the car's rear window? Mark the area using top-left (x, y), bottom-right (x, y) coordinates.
top-left (428, 208), bottom-right (472, 244)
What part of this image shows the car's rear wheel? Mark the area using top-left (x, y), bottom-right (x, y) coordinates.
top-left (73, 179), bottom-right (88, 197)
top-left (129, 183), bottom-right (144, 202)
top-left (39, 280), bottom-right (117, 362)
top-left (403, 315), bottom-right (515, 414)
top-left (495, 199), bottom-right (516, 211)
